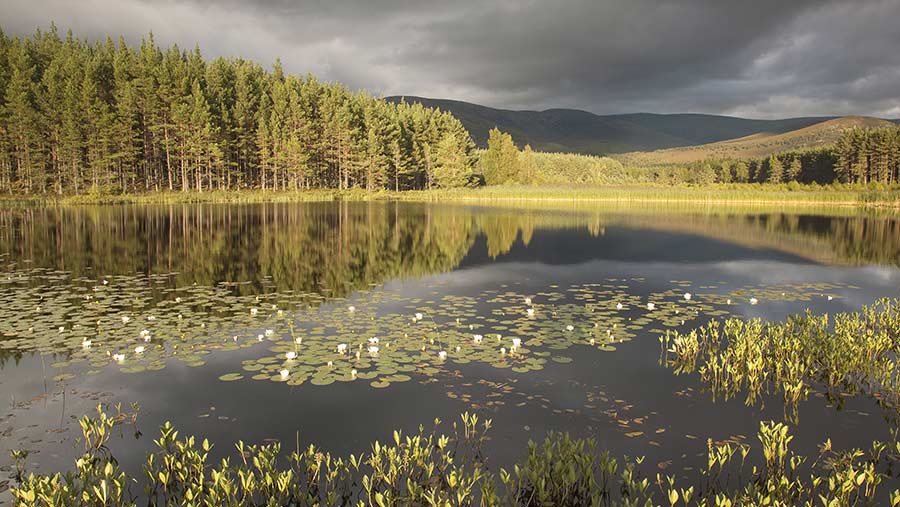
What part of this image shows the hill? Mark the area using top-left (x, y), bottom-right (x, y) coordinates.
top-left (385, 96), bottom-right (832, 154)
top-left (619, 116), bottom-right (896, 165)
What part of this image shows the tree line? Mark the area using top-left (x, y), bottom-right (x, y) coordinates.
top-left (834, 127), bottom-right (900, 185)
top-left (0, 26), bottom-right (479, 195)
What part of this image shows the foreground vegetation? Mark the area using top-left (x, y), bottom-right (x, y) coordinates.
top-left (10, 406), bottom-right (900, 506)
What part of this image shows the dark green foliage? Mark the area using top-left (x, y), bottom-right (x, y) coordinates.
top-left (0, 26), bottom-right (476, 194)
top-left (834, 126), bottom-right (900, 184)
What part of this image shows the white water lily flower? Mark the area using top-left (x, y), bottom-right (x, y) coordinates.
top-left (526, 308), bottom-right (535, 316)
top-left (525, 297), bottom-right (532, 305)
top-left (265, 329), bottom-right (274, 337)
top-left (684, 293), bottom-right (692, 301)
top-left (250, 308), bottom-right (258, 316)
top-left (285, 351), bottom-right (297, 360)
top-left (415, 312), bottom-right (423, 320)
top-left (337, 343), bottom-right (348, 354)
top-left (134, 346), bottom-right (145, 354)
top-left (749, 297), bottom-right (759, 305)
top-left (295, 337), bottom-right (302, 344)
top-left (438, 351), bottom-right (447, 360)
top-left (82, 340), bottom-right (92, 349)
top-left (280, 369), bottom-right (289, 379)
top-left (257, 334), bottom-right (264, 341)
top-left (175, 297), bottom-right (182, 303)
top-left (616, 303), bottom-right (624, 310)
top-left (368, 345), bottom-right (379, 356)
top-left (58, 326), bottom-right (65, 333)
top-left (368, 337), bottom-right (379, 344)
top-left (512, 338), bottom-right (522, 348)
top-left (140, 329), bottom-right (150, 337)
top-left (455, 346), bottom-right (461, 352)
top-left (147, 316), bottom-right (156, 321)
top-left (565, 325), bottom-right (574, 331)
top-left (473, 334), bottom-right (483, 343)
top-left (121, 316), bottom-right (130, 323)
top-left (102, 280), bottom-right (109, 285)
top-left (112, 353), bottom-right (125, 362)
top-left (348, 306), bottom-right (355, 312)
top-left (827, 295), bottom-right (834, 301)
top-left (500, 347), bottom-right (506, 355)
top-left (647, 303), bottom-right (656, 311)
top-left (327, 360), bottom-right (333, 367)
top-left (726, 299), bottom-right (732, 305)
top-left (351, 369), bottom-right (357, 378)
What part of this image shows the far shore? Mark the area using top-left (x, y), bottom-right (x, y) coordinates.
top-left (1, 184), bottom-right (899, 209)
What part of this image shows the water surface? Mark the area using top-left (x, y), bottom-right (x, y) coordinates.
top-left (1, 202), bottom-right (899, 496)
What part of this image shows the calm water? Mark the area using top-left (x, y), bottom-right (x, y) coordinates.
top-left (1, 202), bottom-right (899, 498)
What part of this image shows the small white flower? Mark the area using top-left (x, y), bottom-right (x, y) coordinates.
top-left (175, 297), bottom-right (182, 303)
top-left (415, 312), bottom-right (423, 320)
top-left (295, 337), bottom-right (302, 344)
top-left (726, 298), bottom-right (732, 305)
top-left (327, 360), bottom-right (333, 367)
top-left (616, 303), bottom-right (623, 310)
top-left (590, 337), bottom-right (596, 345)
top-left (121, 316), bottom-right (130, 323)
top-left (647, 303), bottom-right (656, 311)
top-left (351, 369), bottom-right (358, 378)
top-left (272, 304), bottom-right (277, 310)
top-left (257, 334), bottom-right (264, 341)
top-left (438, 350), bottom-right (447, 360)
top-left (500, 347), bottom-right (506, 355)
top-left (82, 340), bottom-right (92, 348)
top-left (112, 353), bottom-right (125, 362)
top-left (368, 337), bottom-right (379, 344)
top-left (337, 343), bottom-right (348, 354)
top-left (565, 325), bottom-right (574, 331)
top-left (749, 297), bottom-right (759, 305)
top-left (526, 308), bottom-right (535, 316)
top-left (525, 297), bottom-right (532, 305)
top-left (277, 309), bottom-right (284, 317)
top-left (684, 293), bottom-right (692, 301)
top-left (250, 308), bottom-right (258, 316)
top-left (827, 295), bottom-right (834, 301)
top-left (348, 305), bottom-right (355, 312)
top-left (140, 329), bottom-right (150, 337)
top-left (102, 279), bottom-right (109, 285)
top-left (455, 345), bottom-right (461, 352)
top-left (134, 345), bottom-right (145, 354)
top-left (368, 345), bottom-right (379, 356)
top-left (58, 326), bottom-right (65, 333)
top-left (147, 316), bottom-right (156, 321)
top-left (265, 329), bottom-right (274, 337)
top-left (512, 337), bottom-right (522, 348)
top-left (285, 351), bottom-right (297, 360)
top-left (473, 334), bottom-right (483, 343)
top-left (280, 369), bottom-right (289, 379)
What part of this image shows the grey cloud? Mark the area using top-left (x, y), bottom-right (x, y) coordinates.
top-left (2, 0), bottom-right (899, 118)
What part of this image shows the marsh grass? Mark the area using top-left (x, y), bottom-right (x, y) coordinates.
top-left (2, 183), bottom-right (900, 208)
top-left (662, 298), bottom-right (900, 422)
top-left (10, 404), bottom-right (900, 507)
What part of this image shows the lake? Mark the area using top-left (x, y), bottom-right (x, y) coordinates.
top-left (1, 202), bottom-right (899, 500)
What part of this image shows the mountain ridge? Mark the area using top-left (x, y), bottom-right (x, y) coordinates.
top-left (385, 95), bottom-right (840, 154)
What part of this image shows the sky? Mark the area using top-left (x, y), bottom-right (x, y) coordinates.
top-left (3, 0), bottom-right (900, 119)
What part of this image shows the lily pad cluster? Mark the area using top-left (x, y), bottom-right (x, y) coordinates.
top-left (0, 262), bottom-right (850, 391)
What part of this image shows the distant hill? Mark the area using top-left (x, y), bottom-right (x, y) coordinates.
top-left (385, 96), bottom-right (833, 155)
top-left (619, 116), bottom-right (896, 165)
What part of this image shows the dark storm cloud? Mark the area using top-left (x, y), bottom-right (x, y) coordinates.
top-left (3, 0), bottom-right (899, 118)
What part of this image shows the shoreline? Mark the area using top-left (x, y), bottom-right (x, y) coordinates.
top-left (1, 184), bottom-right (899, 209)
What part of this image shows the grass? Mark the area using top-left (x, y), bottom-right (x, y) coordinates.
top-left (2, 183), bottom-right (900, 208)
top-left (9, 405), bottom-right (900, 506)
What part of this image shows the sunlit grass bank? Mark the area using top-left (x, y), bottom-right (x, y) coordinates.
top-left (2, 183), bottom-right (899, 208)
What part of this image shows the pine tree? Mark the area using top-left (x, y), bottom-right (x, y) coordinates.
top-left (766, 155), bottom-right (784, 184)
